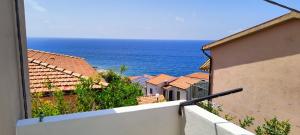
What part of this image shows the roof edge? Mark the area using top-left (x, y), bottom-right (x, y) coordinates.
top-left (28, 49), bottom-right (85, 60)
top-left (203, 12), bottom-right (300, 50)
top-left (29, 57), bottom-right (84, 78)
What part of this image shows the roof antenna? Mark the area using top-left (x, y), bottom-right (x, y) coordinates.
top-left (264, 0), bottom-right (300, 13)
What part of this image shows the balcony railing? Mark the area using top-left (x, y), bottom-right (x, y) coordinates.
top-left (17, 100), bottom-right (253, 135)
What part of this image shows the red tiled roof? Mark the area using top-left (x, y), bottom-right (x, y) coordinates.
top-left (146, 74), bottom-right (177, 85)
top-left (28, 49), bottom-right (96, 76)
top-left (138, 95), bottom-right (165, 105)
top-left (186, 72), bottom-right (209, 80)
top-left (27, 49), bottom-right (106, 93)
top-left (169, 76), bottom-right (200, 90)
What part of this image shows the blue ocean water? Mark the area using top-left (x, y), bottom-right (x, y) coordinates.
top-left (27, 38), bottom-right (211, 76)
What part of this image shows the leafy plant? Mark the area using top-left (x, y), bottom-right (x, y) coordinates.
top-left (224, 114), bottom-right (235, 121)
top-left (31, 92), bottom-right (59, 117)
top-left (75, 78), bottom-right (101, 112)
top-left (255, 117), bottom-right (291, 135)
top-left (53, 88), bottom-right (70, 114)
top-left (197, 101), bottom-right (222, 116)
top-left (239, 116), bottom-right (255, 129)
top-left (99, 75), bottom-right (142, 109)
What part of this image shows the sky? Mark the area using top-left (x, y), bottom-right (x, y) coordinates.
top-left (24, 0), bottom-right (300, 40)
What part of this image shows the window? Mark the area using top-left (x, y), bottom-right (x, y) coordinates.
top-left (163, 90), bottom-right (166, 97)
top-left (177, 91), bottom-right (180, 100)
top-left (150, 88), bottom-right (153, 94)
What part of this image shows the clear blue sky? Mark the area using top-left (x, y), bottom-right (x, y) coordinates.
top-left (24, 0), bottom-right (300, 40)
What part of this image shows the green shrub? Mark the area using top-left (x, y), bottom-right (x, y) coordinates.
top-left (255, 117), bottom-right (291, 135)
top-left (197, 101), bottom-right (222, 116)
top-left (239, 116), bottom-right (255, 129)
top-left (224, 114), bottom-right (235, 121)
top-left (31, 92), bottom-right (59, 118)
top-left (53, 88), bottom-right (70, 114)
top-left (75, 78), bottom-right (101, 112)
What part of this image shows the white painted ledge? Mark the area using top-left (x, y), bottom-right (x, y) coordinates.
top-left (184, 105), bottom-right (254, 135)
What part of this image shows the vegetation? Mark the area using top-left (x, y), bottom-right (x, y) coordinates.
top-left (31, 92), bottom-right (59, 118)
top-left (197, 101), bottom-right (222, 116)
top-left (239, 116), bottom-right (255, 129)
top-left (224, 114), bottom-right (235, 121)
top-left (255, 117), bottom-right (291, 135)
top-left (197, 102), bottom-right (291, 134)
top-left (31, 65), bottom-right (143, 117)
top-left (75, 78), bottom-right (101, 112)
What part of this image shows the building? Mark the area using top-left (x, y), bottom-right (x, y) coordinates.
top-left (163, 73), bottom-right (209, 101)
top-left (145, 74), bottom-right (177, 96)
top-left (129, 74), bottom-right (154, 95)
top-left (185, 72), bottom-right (209, 81)
top-left (201, 12), bottom-right (300, 133)
top-left (164, 76), bottom-right (201, 101)
top-left (1, 0), bottom-right (253, 134)
top-left (28, 49), bottom-right (107, 94)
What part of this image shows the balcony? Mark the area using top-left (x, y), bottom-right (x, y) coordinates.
top-left (16, 101), bottom-right (253, 135)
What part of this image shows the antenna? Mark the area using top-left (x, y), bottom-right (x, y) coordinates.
top-left (264, 0), bottom-right (300, 13)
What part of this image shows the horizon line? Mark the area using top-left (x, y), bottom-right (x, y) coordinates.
top-left (27, 36), bottom-right (215, 41)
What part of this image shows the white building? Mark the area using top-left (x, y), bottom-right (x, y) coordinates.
top-left (145, 74), bottom-right (176, 96)
top-left (163, 76), bottom-right (207, 101)
top-left (129, 74), bottom-right (155, 95)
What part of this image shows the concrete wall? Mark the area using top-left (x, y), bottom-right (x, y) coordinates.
top-left (146, 83), bottom-right (164, 96)
top-left (0, 0), bottom-right (30, 135)
top-left (165, 87), bottom-right (187, 101)
top-left (17, 102), bottom-right (253, 135)
top-left (17, 101), bottom-right (184, 135)
top-left (184, 105), bottom-right (254, 135)
top-left (210, 19), bottom-right (300, 134)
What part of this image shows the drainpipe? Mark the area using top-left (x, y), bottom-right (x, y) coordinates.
top-left (202, 47), bottom-right (212, 95)
top-left (14, 0), bottom-right (28, 118)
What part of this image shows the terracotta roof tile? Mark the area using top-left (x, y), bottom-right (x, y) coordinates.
top-left (169, 76), bottom-right (200, 90)
top-left (146, 74), bottom-right (176, 85)
top-left (138, 95), bottom-right (165, 105)
top-left (186, 72), bottom-right (209, 80)
top-left (28, 49), bottom-right (96, 76)
top-left (27, 49), bottom-right (106, 93)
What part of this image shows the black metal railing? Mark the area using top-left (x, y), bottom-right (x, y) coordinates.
top-left (178, 88), bottom-right (243, 115)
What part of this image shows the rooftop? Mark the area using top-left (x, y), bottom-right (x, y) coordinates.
top-left (203, 12), bottom-right (300, 50)
top-left (186, 72), bottom-right (209, 80)
top-left (169, 76), bottom-right (201, 90)
top-left (27, 49), bottom-right (107, 92)
top-left (146, 74), bottom-right (177, 85)
top-left (138, 95), bottom-right (165, 104)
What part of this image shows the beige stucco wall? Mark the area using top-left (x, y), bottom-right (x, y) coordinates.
top-left (210, 19), bottom-right (300, 134)
top-left (0, 0), bottom-right (30, 135)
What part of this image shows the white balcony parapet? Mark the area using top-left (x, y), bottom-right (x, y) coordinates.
top-left (16, 101), bottom-right (253, 135)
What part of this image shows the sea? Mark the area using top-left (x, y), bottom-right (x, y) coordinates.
top-left (27, 38), bottom-right (211, 77)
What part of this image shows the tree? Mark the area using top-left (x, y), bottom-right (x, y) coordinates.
top-left (75, 78), bottom-right (101, 112)
top-left (255, 117), bottom-right (291, 135)
top-left (98, 79), bottom-right (142, 109)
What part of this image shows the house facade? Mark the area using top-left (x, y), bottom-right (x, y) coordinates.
top-left (201, 12), bottom-right (300, 134)
top-left (129, 74), bottom-right (154, 95)
top-left (164, 76), bottom-right (208, 101)
top-left (145, 74), bottom-right (176, 96)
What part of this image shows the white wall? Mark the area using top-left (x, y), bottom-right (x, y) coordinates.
top-left (17, 102), bottom-right (253, 135)
top-left (165, 87), bottom-right (187, 101)
top-left (146, 83), bottom-right (164, 96)
top-left (17, 101), bottom-right (184, 135)
top-left (184, 105), bottom-right (254, 135)
top-left (0, 0), bottom-right (30, 135)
